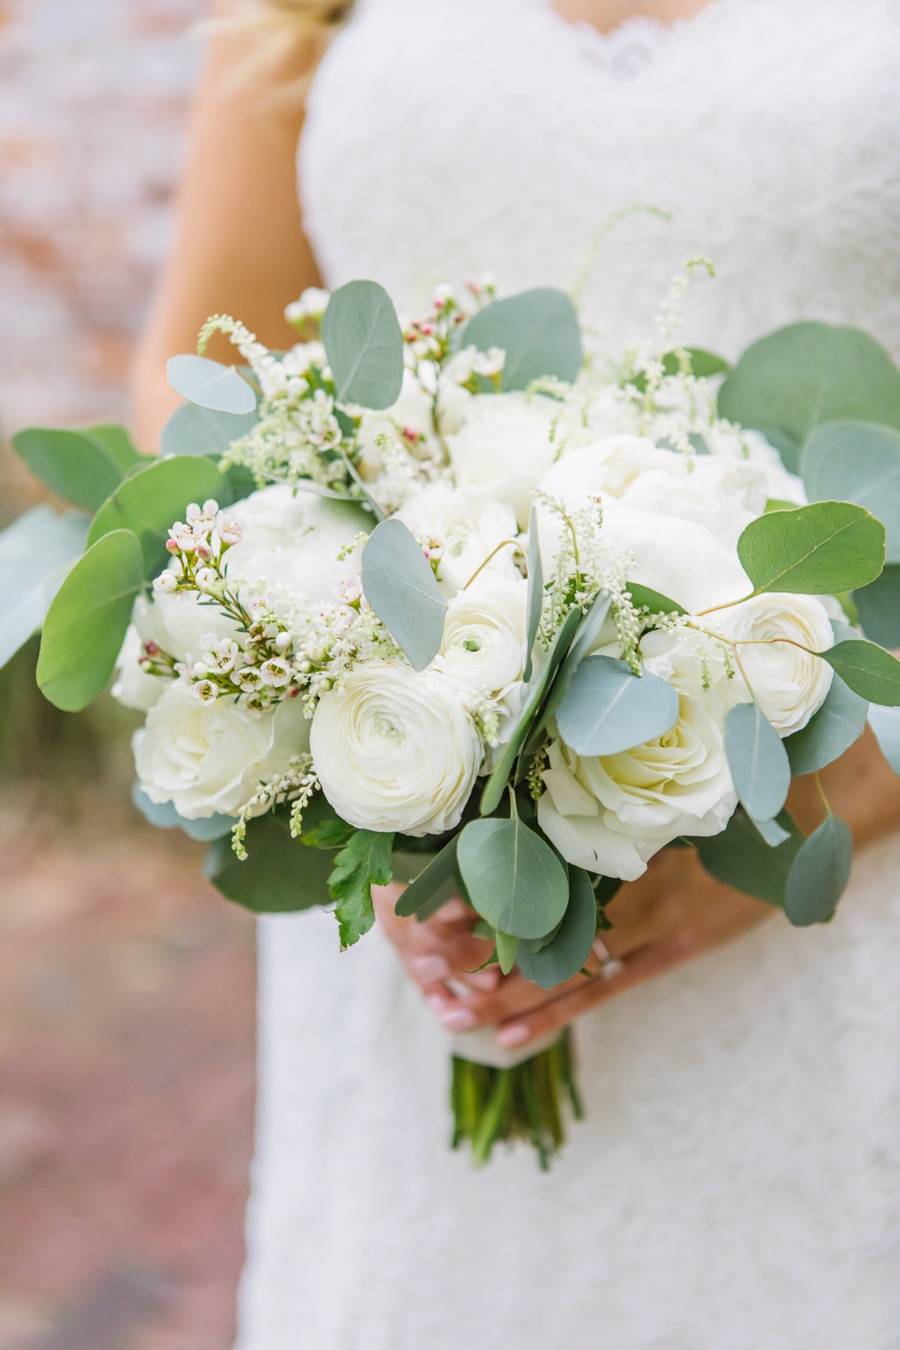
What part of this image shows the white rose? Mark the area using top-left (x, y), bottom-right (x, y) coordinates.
top-left (439, 577), bottom-right (527, 695)
top-left (396, 483), bottom-right (520, 597)
top-left (310, 661), bottom-right (482, 836)
top-left (703, 592), bottom-right (834, 736)
top-left (446, 392), bottom-right (561, 527)
top-left (134, 681), bottom-right (310, 819)
top-left (538, 644), bottom-right (737, 880)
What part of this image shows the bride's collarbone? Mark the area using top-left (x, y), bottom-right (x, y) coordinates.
top-left (550, 0), bottom-right (716, 35)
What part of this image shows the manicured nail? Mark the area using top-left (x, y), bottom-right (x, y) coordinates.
top-left (466, 968), bottom-right (500, 991)
top-left (440, 1007), bottom-right (478, 1032)
top-left (497, 1023), bottom-right (530, 1048)
top-left (425, 992), bottom-right (451, 1012)
top-left (412, 954), bottom-right (450, 982)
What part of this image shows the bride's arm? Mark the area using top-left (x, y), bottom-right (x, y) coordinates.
top-left (129, 12), bottom-right (322, 449)
top-left (378, 728), bottom-right (900, 1046)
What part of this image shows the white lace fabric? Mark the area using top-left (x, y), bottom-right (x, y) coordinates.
top-left (235, 2), bottom-right (900, 1346)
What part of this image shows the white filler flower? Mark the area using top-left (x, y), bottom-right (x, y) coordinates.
top-left (134, 682), bottom-right (310, 819)
top-left (538, 646), bottom-right (737, 880)
top-left (439, 578), bottom-right (527, 695)
top-left (704, 592), bottom-right (835, 736)
top-left (447, 391), bottom-right (561, 527)
top-left (310, 661), bottom-right (482, 836)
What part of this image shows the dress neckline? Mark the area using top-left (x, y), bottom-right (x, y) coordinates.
top-left (543, 0), bottom-right (733, 45)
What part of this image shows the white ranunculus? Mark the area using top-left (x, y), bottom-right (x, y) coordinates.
top-left (439, 577), bottom-right (527, 695)
top-left (538, 644), bottom-right (737, 880)
top-left (134, 681), bottom-right (310, 819)
top-left (703, 592), bottom-right (835, 736)
top-left (396, 483), bottom-right (520, 597)
top-left (310, 661), bottom-right (482, 836)
top-left (446, 392), bottom-right (561, 527)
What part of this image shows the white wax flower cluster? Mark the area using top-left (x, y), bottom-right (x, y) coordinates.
top-left (116, 281), bottom-right (838, 880)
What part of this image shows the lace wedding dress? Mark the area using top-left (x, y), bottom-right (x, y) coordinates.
top-left (235, 2), bottom-right (900, 1346)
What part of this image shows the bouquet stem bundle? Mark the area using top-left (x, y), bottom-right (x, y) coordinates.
top-left (451, 1029), bottom-right (583, 1170)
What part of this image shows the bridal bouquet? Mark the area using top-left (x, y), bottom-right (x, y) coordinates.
top-left (8, 268), bottom-right (900, 1167)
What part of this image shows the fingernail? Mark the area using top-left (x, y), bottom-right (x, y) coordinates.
top-left (467, 968), bottom-right (500, 991)
top-left (412, 954), bottom-right (450, 982)
top-left (497, 1023), bottom-right (530, 1048)
top-left (440, 1007), bottom-right (479, 1032)
top-left (425, 992), bottom-right (451, 1012)
top-left (437, 899), bottom-right (469, 922)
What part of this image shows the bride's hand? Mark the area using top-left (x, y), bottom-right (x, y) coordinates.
top-left (374, 849), bottom-right (770, 1049)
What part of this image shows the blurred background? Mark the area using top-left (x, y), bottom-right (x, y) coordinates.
top-left (0, 3), bottom-right (257, 1347)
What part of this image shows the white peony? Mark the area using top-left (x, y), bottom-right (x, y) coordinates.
top-left (396, 483), bottom-right (520, 597)
top-left (134, 681), bottom-right (310, 819)
top-left (439, 577), bottom-right (527, 695)
top-left (446, 391), bottom-right (562, 527)
top-left (703, 592), bottom-right (835, 736)
top-left (310, 661), bottom-right (482, 836)
top-left (538, 643), bottom-right (737, 880)
top-left (223, 486), bottom-right (369, 596)
top-left (357, 369), bottom-right (438, 474)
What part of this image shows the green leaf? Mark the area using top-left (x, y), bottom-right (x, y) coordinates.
top-left (480, 606), bottom-right (581, 815)
top-left (361, 517), bottom-right (447, 671)
top-left (0, 505), bottom-right (89, 670)
top-left (784, 673), bottom-right (868, 776)
top-left (462, 288), bottom-right (582, 390)
top-left (736, 501), bottom-right (885, 596)
top-left (321, 279), bottom-right (404, 410)
top-left (204, 810), bottom-right (334, 912)
top-left (394, 835), bottom-right (460, 918)
top-left (13, 426), bottom-right (129, 512)
top-left (868, 705), bottom-right (900, 776)
top-left (556, 655), bottom-right (680, 757)
top-left (328, 829), bottom-right (394, 949)
top-left (523, 506), bottom-right (543, 683)
top-left (693, 807), bottom-right (803, 906)
top-left (725, 702), bottom-right (791, 823)
top-left (516, 865), bottom-right (597, 990)
top-left (457, 816), bottom-right (569, 939)
top-left (495, 930), bottom-right (519, 975)
top-left (540, 591), bottom-right (613, 727)
top-left (167, 354), bottom-right (257, 414)
top-left (801, 420), bottom-right (900, 563)
top-left (684, 347), bottom-right (731, 378)
top-left (160, 402), bottom-right (259, 458)
top-left (87, 455), bottom-right (231, 577)
top-left (719, 322), bottom-right (900, 473)
top-left (784, 814), bottom-right (853, 926)
top-left (853, 565), bottom-right (900, 649)
top-left (37, 529), bottom-right (144, 711)
top-left (819, 639), bottom-right (900, 706)
top-left (626, 583), bottom-right (687, 617)
top-left (132, 783), bottom-right (234, 841)
top-left (86, 424), bottom-right (147, 474)
top-left (749, 814), bottom-right (791, 847)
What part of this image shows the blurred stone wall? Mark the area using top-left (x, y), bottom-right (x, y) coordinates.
top-left (0, 0), bottom-right (206, 456)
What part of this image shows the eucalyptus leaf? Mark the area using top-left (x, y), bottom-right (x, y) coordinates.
top-left (13, 426), bottom-right (129, 512)
top-left (784, 673), bottom-right (868, 775)
top-left (457, 816), bottom-right (569, 939)
top-left (361, 518), bottom-right (447, 670)
top-left (853, 565), bottom-right (900, 649)
top-left (725, 702), bottom-right (791, 823)
top-left (523, 506), bottom-right (543, 683)
top-left (37, 528), bottom-right (144, 711)
top-left (86, 424), bottom-right (147, 474)
top-left (749, 815), bottom-right (791, 847)
top-left (540, 591), bottom-right (613, 726)
top-left (480, 606), bottom-right (582, 815)
top-left (205, 809), bottom-right (334, 912)
top-left (868, 705), bottom-right (900, 776)
top-left (167, 354), bottom-right (257, 414)
top-left (495, 930), bottom-right (520, 975)
top-left (0, 505), bottom-right (89, 670)
top-left (719, 323), bottom-right (900, 473)
top-left (394, 835), bottom-right (459, 918)
top-left (516, 866), bottom-right (597, 990)
top-left (321, 279), bottom-right (404, 410)
top-left (819, 639), bottom-right (900, 706)
top-left (802, 420), bottom-right (900, 563)
top-left (87, 455), bottom-right (231, 576)
top-left (131, 783), bottom-right (235, 840)
top-left (626, 583), bottom-right (687, 617)
top-left (462, 288), bottom-right (582, 390)
top-left (737, 501), bottom-right (885, 596)
top-left (784, 814), bottom-right (853, 926)
top-left (693, 807), bottom-right (803, 906)
top-left (160, 401), bottom-right (259, 458)
top-left (556, 655), bottom-right (679, 757)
